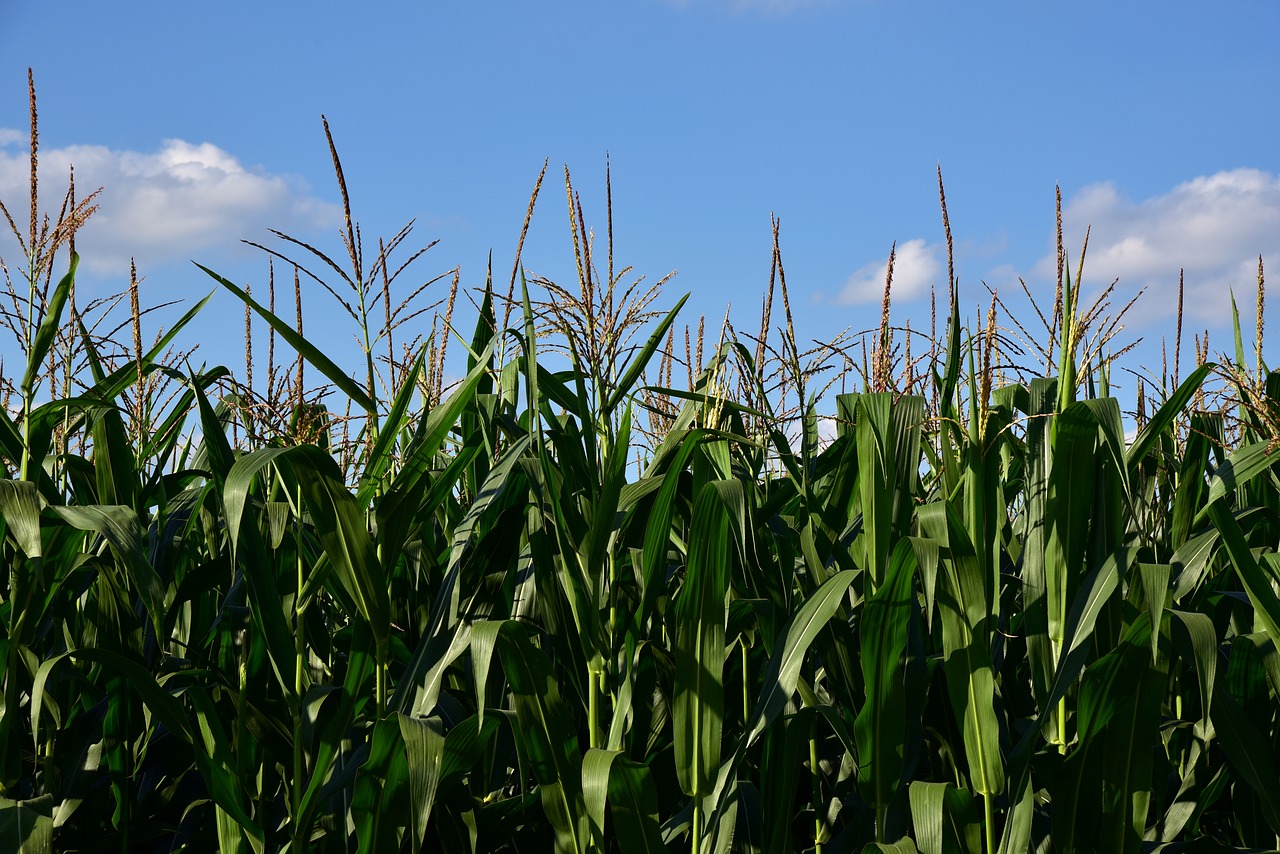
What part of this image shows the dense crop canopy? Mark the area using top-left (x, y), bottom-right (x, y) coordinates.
top-left (2, 86), bottom-right (1279, 853)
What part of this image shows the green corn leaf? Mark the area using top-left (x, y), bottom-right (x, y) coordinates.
top-left (87, 393), bottom-right (138, 511)
top-left (289, 444), bottom-right (390, 654)
top-left (918, 501), bottom-right (1005, 799)
top-left (0, 479), bottom-right (43, 558)
top-left (909, 781), bottom-right (982, 854)
top-left (352, 714), bottom-right (411, 852)
top-left (0, 795), bottom-right (52, 854)
top-left (388, 336), bottom-right (492, 493)
top-left (1169, 411), bottom-right (1216, 550)
top-left (427, 433), bottom-right (532, 635)
top-left (198, 262), bottom-right (375, 413)
top-left (189, 687), bottom-right (265, 852)
top-left (603, 293), bottom-right (688, 418)
top-left (397, 713), bottom-right (446, 852)
top-left (673, 480), bottom-right (732, 798)
top-left (1137, 563), bottom-right (1171, 661)
top-left (1210, 665), bottom-right (1280, 836)
top-left (996, 778), bottom-right (1035, 854)
top-left (355, 345), bottom-right (425, 502)
top-left (855, 537), bottom-right (918, 835)
top-left (1171, 526), bottom-right (1220, 602)
top-left (636, 429), bottom-right (712, 635)
top-left (471, 620), bottom-right (501, 729)
top-left (20, 255), bottom-right (76, 399)
top-left (909, 781), bottom-right (948, 854)
top-left (49, 504), bottom-right (165, 639)
top-left (393, 622), bottom-right (473, 719)
top-left (1053, 614), bottom-right (1165, 853)
top-left (227, 442), bottom-right (390, 673)
top-left (1170, 609), bottom-right (1218, 732)
top-left (583, 399), bottom-right (627, 588)
top-left (582, 748), bottom-right (665, 852)
top-left (1125, 362), bottom-right (1216, 472)
top-left (1200, 440), bottom-right (1280, 519)
top-left (744, 569), bottom-right (857, 750)
top-left (223, 446), bottom-right (293, 560)
top-left (583, 748), bottom-right (618, 846)
top-left (479, 619), bottom-right (589, 853)
top-left (1207, 500), bottom-right (1280, 648)
top-left (1017, 376), bottom-right (1056, 705)
top-left (32, 649), bottom-right (265, 851)
top-left (1098, 618), bottom-right (1168, 851)
top-left (862, 838), bottom-right (920, 854)
top-left (857, 393), bottom-right (924, 592)
top-left (1045, 401), bottom-right (1099, 665)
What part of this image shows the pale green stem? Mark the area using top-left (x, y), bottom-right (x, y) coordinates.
top-left (984, 792), bottom-right (996, 854)
top-left (234, 627), bottom-right (250, 850)
top-left (1057, 696), bottom-right (1067, 755)
top-left (19, 274), bottom-right (34, 482)
top-left (690, 797), bottom-right (702, 854)
top-left (588, 661), bottom-right (601, 750)
top-left (376, 652), bottom-right (387, 719)
top-left (374, 535), bottom-right (387, 718)
top-left (811, 734), bottom-right (823, 853)
top-left (607, 551), bottom-right (618, 669)
top-left (292, 482), bottom-right (306, 851)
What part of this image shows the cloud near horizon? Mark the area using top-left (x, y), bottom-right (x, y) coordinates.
top-left (838, 237), bottom-right (941, 305)
top-left (1036, 168), bottom-right (1280, 327)
top-left (0, 132), bottom-right (340, 278)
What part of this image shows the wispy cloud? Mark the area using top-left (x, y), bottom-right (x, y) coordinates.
top-left (838, 237), bottom-right (941, 305)
top-left (1036, 169), bottom-right (1280, 326)
top-left (0, 132), bottom-right (340, 276)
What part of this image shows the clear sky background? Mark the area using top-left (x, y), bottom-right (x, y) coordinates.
top-left (2, 1), bottom-right (1278, 405)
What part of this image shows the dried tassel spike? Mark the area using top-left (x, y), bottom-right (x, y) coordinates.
top-left (663, 324), bottom-right (675, 389)
top-left (1174, 269), bottom-right (1184, 389)
top-left (685, 324), bottom-right (693, 390)
top-left (774, 217), bottom-right (797, 370)
top-left (437, 268), bottom-right (459, 404)
top-left (294, 266), bottom-right (304, 408)
top-left (757, 223), bottom-right (777, 382)
top-left (244, 281), bottom-right (253, 397)
top-left (321, 115), bottom-right (360, 285)
top-left (268, 259), bottom-right (276, 395)
top-left (503, 160), bottom-right (547, 334)
top-left (981, 292), bottom-right (997, 414)
top-left (379, 238), bottom-right (393, 390)
top-left (1136, 376), bottom-right (1147, 430)
top-left (937, 165), bottom-right (955, 304)
top-left (1256, 255), bottom-right (1266, 381)
top-left (1052, 185), bottom-right (1064, 360)
top-left (28, 69), bottom-right (38, 258)
top-left (876, 241), bottom-right (896, 392)
top-left (696, 314), bottom-right (705, 380)
top-left (904, 319), bottom-right (914, 396)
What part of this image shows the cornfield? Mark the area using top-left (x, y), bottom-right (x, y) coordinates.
top-left (2, 75), bottom-right (1280, 853)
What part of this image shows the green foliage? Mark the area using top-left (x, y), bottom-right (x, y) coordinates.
top-left (3, 117), bottom-right (1280, 854)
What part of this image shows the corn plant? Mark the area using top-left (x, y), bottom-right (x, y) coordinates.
top-left (2, 80), bottom-right (1280, 854)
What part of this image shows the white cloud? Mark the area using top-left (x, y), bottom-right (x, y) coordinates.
top-left (1036, 169), bottom-right (1280, 326)
top-left (838, 237), bottom-right (941, 305)
top-left (0, 132), bottom-right (340, 276)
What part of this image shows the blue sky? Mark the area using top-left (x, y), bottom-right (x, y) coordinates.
top-left (2, 1), bottom-right (1279, 403)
